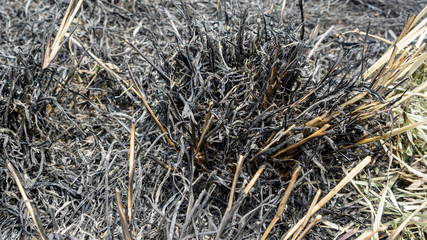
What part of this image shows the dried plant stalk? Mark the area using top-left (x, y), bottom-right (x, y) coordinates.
top-left (216, 165), bottom-right (266, 240)
top-left (243, 165), bottom-right (266, 195)
top-left (272, 124), bottom-right (330, 158)
top-left (295, 215), bottom-right (322, 240)
top-left (128, 122), bottom-right (136, 222)
top-left (228, 155), bottom-right (244, 211)
top-left (116, 188), bottom-right (133, 240)
top-left (196, 114), bottom-right (214, 154)
top-left (292, 189), bottom-right (322, 240)
top-left (355, 120), bottom-right (427, 145)
top-left (129, 71), bottom-right (177, 150)
top-left (363, 12), bottom-right (427, 79)
top-left (261, 166), bottom-right (301, 240)
top-left (282, 156), bottom-right (372, 239)
top-left (250, 124), bottom-right (296, 162)
top-left (42, 0), bottom-right (84, 69)
top-left (7, 162), bottom-right (47, 240)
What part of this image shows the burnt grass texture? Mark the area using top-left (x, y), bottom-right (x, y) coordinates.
top-left (0, 0), bottom-right (424, 239)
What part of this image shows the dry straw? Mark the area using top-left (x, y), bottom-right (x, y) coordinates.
top-left (261, 166), bottom-right (301, 240)
top-left (115, 188), bottom-right (133, 240)
top-left (216, 165), bottom-right (266, 239)
top-left (127, 122), bottom-right (136, 223)
top-left (42, 0), bottom-right (84, 69)
top-left (282, 156), bottom-right (372, 240)
top-left (7, 162), bottom-right (47, 240)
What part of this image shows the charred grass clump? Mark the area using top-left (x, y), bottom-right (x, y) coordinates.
top-left (0, 1), bottom-right (426, 239)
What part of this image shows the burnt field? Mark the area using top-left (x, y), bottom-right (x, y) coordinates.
top-left (1, 0), bottom-right (426, 239)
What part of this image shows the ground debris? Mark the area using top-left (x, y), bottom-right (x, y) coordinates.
top-left (0, 0), bottom-right (424, 239)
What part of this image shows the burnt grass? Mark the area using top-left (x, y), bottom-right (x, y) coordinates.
top-left (0, 0), bottom-right (425, 239)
